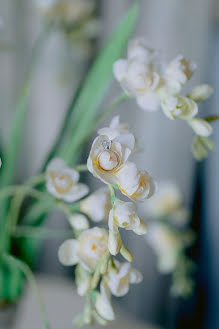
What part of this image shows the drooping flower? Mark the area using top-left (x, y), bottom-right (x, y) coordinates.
top-left (46, 158), bottom-right (89, 202)
top-left (95, 281), bottom-right (115, 321)
top-left (161, 96), bottom-right (198, 120)
top-left (116, 162), bottom-right (156, 202)
top-left (103, 260), bottom-right (143, 297)
top-left (164, 55), bottom-right (196, 94)
top-left (108, 199), bottom-right (147, 255)
top-left (80, 187), bottom-right (111, 222)
top-left (58, 227), bottom-right (108, 272)
top-left (109, 199), bottom-right (147, 235)
top-left (87, 134), bottom-right (155, 202)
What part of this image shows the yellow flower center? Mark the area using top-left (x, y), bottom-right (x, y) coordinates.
top-left (50, 172), bottom-right (74, 194)
top-left (97, 150), bottom-right (120, 173)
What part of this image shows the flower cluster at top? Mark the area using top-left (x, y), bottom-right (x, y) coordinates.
top-left (35, 0), bottom-right (100, 57)
top-left (142, 181), bottom-right (196, 297)
top-left (45, 116), bottom-right (155, 326)
top-left (113, 38), bottom-right (215, 161)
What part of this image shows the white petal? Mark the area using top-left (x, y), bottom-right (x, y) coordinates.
top-left (58, 239), bottom-right (79, 266)
top-left (137, 92), bottom-right (161, 112)
top-left (46, 158), bottom-right (66, 174)
top-left (110, 115), bottom-right (120, 128)
top-left (62, 184), bottom-right (89, 203)
top-left (133, 218), bottom-right (147, 235)
top-left (114, 133), bottom-right (135, 151)
top-left (95, 282), bottom-right (115, 321)
top-left (113, 59), bottom-right (127, 82)
top-left (116, 162), bottom-right (140, 196)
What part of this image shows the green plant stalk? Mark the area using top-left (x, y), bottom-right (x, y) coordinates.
top-left (3, 254), bottom-right (50, 329)
top-left (0, 23), bottom-right (53, 243)
top-left (12, 226), bottom-right (73, 239)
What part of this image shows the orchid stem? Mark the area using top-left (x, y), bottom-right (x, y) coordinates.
top-left (96, 93), bottom-right (129, 126)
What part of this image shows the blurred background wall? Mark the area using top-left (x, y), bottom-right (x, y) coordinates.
top-left (0, 0), bottom-right (218, 328)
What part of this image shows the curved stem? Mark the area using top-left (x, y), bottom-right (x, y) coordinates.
top-left (12, 226), bottom-right (72, 239)
top-left (3, 254), bottom-right (50, 329)
top-left (95, 93), bottom-right (129, 127)
top-left (74, 164), bottom-right (88, 172)
top-left (108, 184), bottom-right (116, 206)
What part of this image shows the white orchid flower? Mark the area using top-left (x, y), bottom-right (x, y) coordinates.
top-left (103, 260), bottom-right (143, 297)
top-left (113, 57), bottom-right (161, 112)
top-left (98, 116), bottom-right (141, 153)
top-left (127, 38), bottom-right (156, 63)
top-left (87, 134), bottom-right (133, 186)
top-left (87, 134), bottom-right (155, 201)
top-left (58, 227), bottom-right (108, 272)
top-left (116, 162), bottom-right (156, 202)
top-left (161, 96), bottom-right (198, 120)
top-left (109, 199), bottom-right (147, 235)
top-left (188, 118), bottom-right (213, 137)
top-left (36, 0), bottom-right (95, 24)
top-left (95, 281), bottom-right (115, 321)
top-left (80, 187), bottom-right (111, 222)
top-left (164, 55), bottom-right (196, 94)
top-left (46, 158), bottom-right (89, 202)
top-left (108, 199), bottom-right (147, 256)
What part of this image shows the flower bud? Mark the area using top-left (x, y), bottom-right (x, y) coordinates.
top-left (120, 244), bottom-right (133, 262)
top-left (189, 118), bottom-right (213, 137)
top-left (69, 214), bottom-right (89, 231)
top-left (108, 231), bottom-right (122, 256)
top-left (188, 84), bottom-right (213, 102)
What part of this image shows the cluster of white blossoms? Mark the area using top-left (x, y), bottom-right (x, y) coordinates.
top-left (114, 38), bottom-right (215, 161)
top-left (35, 0), bottom-right (100, 57)
top-left (45, 116), bottom-right (155, 326)
top-left (143, 182), bottom-right (196, 297)
top-left (36, 0), bottom-right (95, 24)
